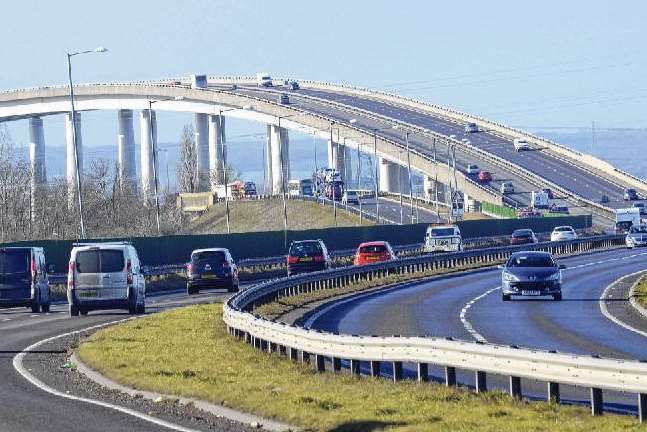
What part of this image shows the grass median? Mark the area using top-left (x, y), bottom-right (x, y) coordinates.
top-left (78, 303), bottom-right (638, 431)
top-left (634, 276), bottom-right (647, 309)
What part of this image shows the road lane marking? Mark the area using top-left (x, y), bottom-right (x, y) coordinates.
top-left (599, 270), bottom-right (647, 339)
top-left (459, 286), bottom-right (500, 343)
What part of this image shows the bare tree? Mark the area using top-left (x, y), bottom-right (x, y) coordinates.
top-left (177, 124), bottom-right (197, 193)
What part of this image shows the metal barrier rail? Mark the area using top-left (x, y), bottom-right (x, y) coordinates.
top-left (223, 234), bottom-right (647, 421)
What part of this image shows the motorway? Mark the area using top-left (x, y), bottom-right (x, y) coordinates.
top-left (306, 247), bottom-right (647, 411)
top-left (343, 196), bottom-right (441, 224)
top-left (0, 288), bottom-right (256, 432)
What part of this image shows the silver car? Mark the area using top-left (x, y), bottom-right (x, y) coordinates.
top-left (67, 242), bottom-right (145, 316)
top-left (626, 224), bottom-right (647, 248)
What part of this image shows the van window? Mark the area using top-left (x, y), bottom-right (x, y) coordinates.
top-left (0, 250), bottom-right (30, 275)
top-left (290, 242), bottom-right (323, 257)
top-left (76, 250), bottom-right (125, 273)
top-left (430, 228), bottom-right (456, 237)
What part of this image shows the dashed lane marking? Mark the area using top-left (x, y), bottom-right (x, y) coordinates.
top-left (459, 286), bottom-right (500, 343)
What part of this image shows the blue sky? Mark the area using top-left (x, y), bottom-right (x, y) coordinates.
top-left (2, 0), bottom-right (646, 150)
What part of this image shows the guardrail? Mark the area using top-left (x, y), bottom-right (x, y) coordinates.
top-left (223, 234), bottom-right (647, 421)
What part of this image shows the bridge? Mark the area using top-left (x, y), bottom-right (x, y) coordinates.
top-left (1, 75), bottom-right (644, 223)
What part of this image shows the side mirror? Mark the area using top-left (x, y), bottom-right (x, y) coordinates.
top-left (559, 264), bottom-right (566, 270)
top-left (47, 264), bottom-right (55, 274)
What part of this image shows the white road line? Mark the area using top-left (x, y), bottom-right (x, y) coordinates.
top-left (459, 286), bottom-right (500, 343)
top-left (13, 318), bottom-right (203, 432)
top-left (599, 270), bottom-right (647, 339)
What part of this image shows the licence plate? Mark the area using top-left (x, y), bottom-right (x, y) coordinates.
top-left (522, 290), bottom-right (541, 296)
top-left (300, 257), bottom-right (313, 262)
top-left (203, 274), bottom-right (217, 279)
top-left (80, 289), bottom-right (99, 297)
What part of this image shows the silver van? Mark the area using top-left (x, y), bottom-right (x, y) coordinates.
top-left (0, 247), bottom-right (50, 312)
top-left (67, 242), bottom-right (145, 316)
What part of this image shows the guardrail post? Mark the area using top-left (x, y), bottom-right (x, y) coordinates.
top-left (547, 382), bottom-right (560, 403)
top-left (509, 376), bottom-right (521, 399)
top-left (268, 342), bottom-right (277, 353)
top-left (639, 393), bottom-right (646, 423)
top-left (288, 347), bottom-right (298, 361)
top-left (417, 363), bottom-right (428, 382)
top-left (332, 357), bottom-right (341, 372)
top-left (445, 366), bottom-right (456, 387)
top-left (392, 361), bottom-right (403, 382)
top-left (475, 371), bottom-right (487, 393)
top-left (245, 333), bottom-right (252, 344)
top-left (315, 354), bottom-right (326, 372)
top-left (370, 361), bottom-right (380, 377)
top-left (350, 359), bottom-right (361, 376)
top-left (590, 388), bottom-right (603, 416)
top-left (278, 345), bottom-right (287, 356)
top-left (302, 351), bottom-right (311, 364)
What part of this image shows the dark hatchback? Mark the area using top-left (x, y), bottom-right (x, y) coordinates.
top-left (186, 248), bottom-right (239, 294)
top-left (0, 247), bottom-right (50, 312)
top-left (500, 251), bottom-right (564, 301)
top-left (287, 240), bottom-right (331, 276)
top-left (510, 229), bottom-right (538, 245)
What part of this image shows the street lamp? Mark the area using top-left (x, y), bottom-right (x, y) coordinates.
top-left (66, 46), bottom-right (108, 238)
top-left (148, 95), bottom-right (184, 235)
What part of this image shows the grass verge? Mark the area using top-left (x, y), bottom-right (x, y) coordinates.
top-left (78, 303), bottom-right (638, 431)
top-left (633, 276), bottom-right (647, 310)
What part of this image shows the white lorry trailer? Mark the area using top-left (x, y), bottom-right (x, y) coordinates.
top-left (615, 207), bottom-right (641, 233)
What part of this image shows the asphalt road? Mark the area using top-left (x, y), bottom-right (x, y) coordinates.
top-left (306, 247), bottom-right (647, 412)
top-left (346, 196), bottom-right (440, 224)
top-left (0, 288), bottom-right (244, 432)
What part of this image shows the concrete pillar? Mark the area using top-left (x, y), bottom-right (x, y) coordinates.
top-left (327, 140), bottom-right (338, 170)
top-left (336, 143), bottom-right (346, 182)
top-left (65, 112), bottom-right (83, 205)
top-left (398, 165), bottom-right (411, 195)
top-left (117, 110), bottom-right (136, 192)
top-left (379, 158), bottom-right (398, 193)
top-left (343, 145), bottom-right (354, 187)
top-left (29, 117), bottom-right (46, 220)
top-left (139, 109), bottom-right (156, 199)
top-left (269, 125), bottom-right (289, 195)
top-left (264, 125), bottom-right (273, 194)
top-left (208, 114), bottom-right (225, 188)
top-left (195, 113), bottom-right (209, 191)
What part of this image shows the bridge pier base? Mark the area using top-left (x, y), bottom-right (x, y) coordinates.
top-left (65, 112), bottom-right (83, 207)
top-left (379, 158), bottom-right (399, 193)
top-left (117, 110), bottom-right (136, 193)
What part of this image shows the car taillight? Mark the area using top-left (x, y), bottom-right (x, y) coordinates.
top-left (187, 263), bottom-right (194, 274)
top-left (287, 256), bottom-right (299, 264)
top-left (222, 261), bottom-right (230, 269)
top-left (68, 262), bottom-right (75, 289)
top-left (314, 255), bottom-right (325, 262)
top-left (31, 258), bottom-right (37, 280)
top-left (126, 259), bottom-right (133, 285)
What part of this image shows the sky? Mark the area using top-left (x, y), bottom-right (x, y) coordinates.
top-left (2, 0), bottom-right (646, 153)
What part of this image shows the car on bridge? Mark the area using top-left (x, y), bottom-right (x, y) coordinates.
top-left (354, 241), bottom-right (396, 266)
top-left (285, 80), bottom-right (300, 90)
top-left (625, 224), bottom-right (647, 248)
top-left (0, 247), bottom-right (50, 313)
top-left (550, 226), bottom-right (578, 242)
top-left (624, 188), bottom-right (639, 201)
top-left (509, 229), bottom-right (538, 245)
top-left (342, 190), bottom-right (360, 205)
top-left (500, 181), bottom-right (514, 194)
top-left (186, 248), bottom-right (239, 294)
top-left (287, 240), bottom-right (331, 276)
top-left (464, 122), bottom-right (478, 133)
top-left (632, 202), bottom-right (647, 216)
top-left (513, 138), bottom-right (530, 151)
top-left (500, 251), bottom-right (564, 301)
top-left (548, 205), bottom-right (570, 215)
top-left (466, 164), bottom-right (480, 175)
top-left (278, 93), bottom-right (290, 104)
top-left (477, 170), bottom-right (492, 183)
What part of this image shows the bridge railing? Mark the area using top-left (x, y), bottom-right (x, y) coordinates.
top-left (223, 234), bottom-right (647, 421)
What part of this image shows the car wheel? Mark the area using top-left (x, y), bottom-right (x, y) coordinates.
top-left (553, 293), bottom-right (562, 301)
top-left (69, 303), bottom-right (79, 317)
top-left (136, 302), bottom-right (145, 314)
top-left (31, 302), bottom-right (41, 313)
top-left (187, 285), bottom-right (198, 295)
top-left (80, 308), bottom-right (89, 316)
top-left (227, 282), bottom-right (236, 293)
top-left (128, 289), bottom-right (137, 315)
top-left (502, 294), bottom-right (511, 301)
top-left (42, 303), bottom-right (50, 313)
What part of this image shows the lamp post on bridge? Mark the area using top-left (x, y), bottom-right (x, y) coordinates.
top-left (148, 96), bottom-right (185, 235)
top-left (66, 46), bottom-right (108, 239)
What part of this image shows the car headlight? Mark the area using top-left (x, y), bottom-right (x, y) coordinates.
top-left (503, 272), bottom-right (519, 282)
top-left (546, 272), bottom-right (560, 281)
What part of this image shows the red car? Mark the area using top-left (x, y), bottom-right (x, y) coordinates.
top-left (478, 171), bottom-right (492, 183)
top-left (353, 241), bottom-right (397, 266)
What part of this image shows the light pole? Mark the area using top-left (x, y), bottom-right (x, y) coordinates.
top-left (329, 122), bottom-right (337, 227)
top-left (66, 46), bottom-right (108, 238)
top-left (148, 96), bottom-right (184, 235)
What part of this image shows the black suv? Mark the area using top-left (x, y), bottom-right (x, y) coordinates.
top-left (0, 247), bottom-right (51, 312)
top-left (287, 240), bottom-right (331, 276)
top-left (187, 248), bottom-right (239, 294)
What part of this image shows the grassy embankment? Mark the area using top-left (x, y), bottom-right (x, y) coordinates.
top-left (633, 276), bottom-right (647, 309)
top-left (78, 304), bottom-right (638, 432)
top-left (188, 198), bottom-right (373, 234)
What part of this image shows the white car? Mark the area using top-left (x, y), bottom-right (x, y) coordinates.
top-left (550, 226), bottom-right (578, 242)
top-left (342, 190), bottom-right (360, 205)
top-left (464, 122), bottom-right (478, 133)
top-left (501, 181), bottom-right (514, 194)
top-left (513, 138), bottom-right (530, 151)
top-left (466, 164), bottom-right (480, 175)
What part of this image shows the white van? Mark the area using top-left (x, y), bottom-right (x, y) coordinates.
top-left (190, 74), bottom-right (208, 89)
top-left (256, 72), bottom-right (272, 87)
top-left (513, 138), bottom-right (530, 152)
top-left (424, 225), bottom-right (463, 253)
top-left (67, 242), bottom-right (145, 317)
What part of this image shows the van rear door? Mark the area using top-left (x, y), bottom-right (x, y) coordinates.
top-left (75, 249), bottom-right (127, 300)
top-left (0, 249), bottom-right (31, 301)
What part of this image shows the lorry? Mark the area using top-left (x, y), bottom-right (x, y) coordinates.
top-left (190, 74), bottom-right (208, 89)
top-left (256, 72), bottom-right (272, 87)
top-left (615, 207), bottom-right (641, 233)
top-left (423, 225), bottom-right (463, 253)
top-left (531, 190), bottom-right (550, 209)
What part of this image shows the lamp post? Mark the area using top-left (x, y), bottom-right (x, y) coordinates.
top-left (66, 46), bottom-right (108, 238)
top-left (148, 96), bottom-right (184, 235)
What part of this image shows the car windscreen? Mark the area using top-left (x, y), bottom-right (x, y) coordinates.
top-left (290, 243), bottom-right (323, 257)
top-left (192, 251), bottom-right (226, 265)
top-left (630, 226), bottom-right (647, 233)
top-left (507, 255), bottom-right (555, 268)
top-left (76, 250), bottom-right (125, 273)
top-left (0, 250), bottom-right (30, 275)
top-left (431, 228), bottom-right (455, 237)
top-left (359, 245), bottom-right (387, 254)
top-left (554, 227), bottom-right (572, 232)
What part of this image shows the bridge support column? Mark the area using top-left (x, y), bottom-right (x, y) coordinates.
top-left (264, 125), bottom-right (274, 194)
top-left (269, 125), bottom-right (289, 195)
top-left (397, 165), bottom-right (410, 195)
top-left (139, 109), bottom-right (157, 200)
top-left (379, 158), bottom-right (399, 193)
top-left (327, 140), bottom-right (338, 171)
top-left (208, 115), bottom-right (225, 189)
top-left (195, 113), bottom-right (209, 191)
top-left (29, 117), bottom-right (46, 219)
top-left (65, 112), bottom-right (83, 207)
top-left (117, 110), bottom-right (136, 193)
